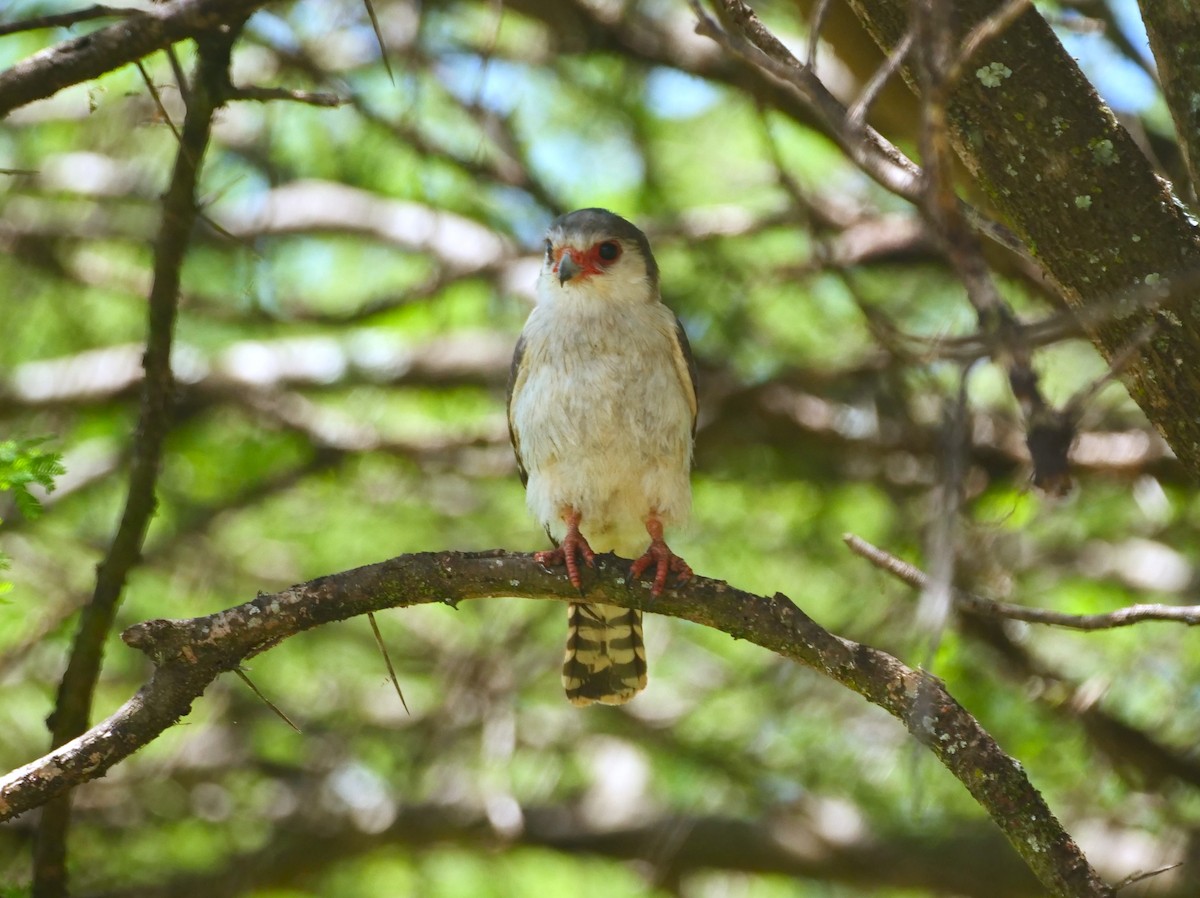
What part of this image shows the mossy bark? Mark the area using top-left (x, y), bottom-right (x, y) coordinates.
top-left (844, 0), bottom-right (1200, 481)
top-left (1139, 0), bottom-right (1200, 196)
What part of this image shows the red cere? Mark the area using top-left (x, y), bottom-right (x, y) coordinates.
top-left (555, 241), bottom-right (622, 281)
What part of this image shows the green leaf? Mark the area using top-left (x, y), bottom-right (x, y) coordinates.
top-left (0, 437), bottom-right (65, 522)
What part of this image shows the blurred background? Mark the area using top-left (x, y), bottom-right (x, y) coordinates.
top-left (1, 0), bottom-right (1198, 895)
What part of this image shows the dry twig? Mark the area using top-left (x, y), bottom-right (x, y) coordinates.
top-left (844, 533), bottom-right (1200, 629)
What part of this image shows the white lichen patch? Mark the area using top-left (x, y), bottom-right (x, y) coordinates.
top-left (976, 62), bottom-right (1012, 88)
top-left (1074, 195), bottom-right (1092, 209)
top-left (1052, 115), bottom-right (1067, 137)
top-left (1090, 138), bottom-right (1117, 165)
top-left (1145, 272), bottom-right (1162, 286)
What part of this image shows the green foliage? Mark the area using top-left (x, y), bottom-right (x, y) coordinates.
top-left (0, 0), bottom-right (1193, 896)
top-left (0, 437), bottom-right (63, 595)
top-left (0, 438), bottom-right (63, 522)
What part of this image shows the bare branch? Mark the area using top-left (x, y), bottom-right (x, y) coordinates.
top-left (0, 0), bottom-right (267, 117)
top-left (2, 552), bottom-right (1110, 896)
top-left (693, 0), bottom-right (920, 202)
top-left (844, 534), bottom-right (1200, 629)
top-left (0, 5), bottom-right (141, 38)
top-left (803, 0), bottom-right (834, 70)
top-left (845, 27), bottom-right (913, 135)
top-left (134, 58), bottom-right (181, 143)
top-left (227, 85), bottom-right (346, 107)
top-left (838, 0), bottom-right (1200, 482)
top-left (33, 25), bottom-right (240, 897)
top-left (692, 1), bottom-right (1033, 269)
top-left (1114, 863), bottom-right (1184, 892)
top-left (1138, 1), bottom-right (1200, 196)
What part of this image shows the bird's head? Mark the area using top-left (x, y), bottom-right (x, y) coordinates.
top-left (537, 208), bottom-right (660, 305)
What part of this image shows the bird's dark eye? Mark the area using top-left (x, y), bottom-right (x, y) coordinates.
top-left (597, 240), bottom-right (621, 262)
top-left (544, 239), bottom-right (553, 258)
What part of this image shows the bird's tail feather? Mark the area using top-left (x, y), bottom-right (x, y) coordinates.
top-left (562, 603), bottom-right (647, 706)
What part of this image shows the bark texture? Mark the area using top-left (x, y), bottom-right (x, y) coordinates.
top-left (844, 0), bottom-right (1200, 481)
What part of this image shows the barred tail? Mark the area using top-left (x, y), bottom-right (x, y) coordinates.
top-left (562, 603), bottom-right (647, 706)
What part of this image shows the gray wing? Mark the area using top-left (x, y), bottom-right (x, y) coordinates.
top-left (674, 316), bottom-right (699, 437)
top-left (507, 333), bottom-right (556, 546)
top-left (506, 333), bottom-right (530, 487)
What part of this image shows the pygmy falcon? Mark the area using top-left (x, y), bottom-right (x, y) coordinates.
top-left (507, 208), bottom-right (697, 706)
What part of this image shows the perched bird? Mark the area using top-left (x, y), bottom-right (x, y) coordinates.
top-left (507, 208), bottom-right (697, 706)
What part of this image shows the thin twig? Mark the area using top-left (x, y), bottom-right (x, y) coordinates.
top-left (917, 365), bottom-right (971, 647)
top-left (228, 85), bottom-right (346, 107)
top-left (844, 533), bottom-right (1200, 628)
top-left (691, 1), bottom-right (1032, 262)
top-left (846, 28), bottom-right (914, 135)
top-left (134, 59), bottom-right (182, 143)
top-left (1064, 322), bottom-right (1158, 419)
top-left (803, 0), bottom-right (833, 71)
top-left (1113, 863), bottom-right (1183, 892)
top-left (166, 44), bottom-right (191, 109)
top-left (691, 0), bottom-right (920, 201)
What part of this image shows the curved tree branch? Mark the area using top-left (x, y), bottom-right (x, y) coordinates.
top-left (31, 24), bottom-right (240, 898)
top-left (0, 551), bottom-right (1111, 896)
top-left (0, 0), bottom-right (269, 118)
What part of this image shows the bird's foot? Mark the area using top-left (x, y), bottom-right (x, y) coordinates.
top-left (535, 518), bottom-right (595, 591)
top-left (630, 524), bottom-right (692, 598)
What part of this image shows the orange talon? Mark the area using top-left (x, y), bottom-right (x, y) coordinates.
top-left (535, 509), bottom-right (595, 590)
top-left (630, 516), bottom-right (692, 597)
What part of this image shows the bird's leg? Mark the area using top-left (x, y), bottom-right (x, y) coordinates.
top-left (630, 514), bottom-right (692, 597)
top-left (535, 508), bottom-right (595, 590)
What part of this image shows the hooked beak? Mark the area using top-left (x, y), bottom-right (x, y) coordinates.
top-left (557, 251), bottom-right (581, 285)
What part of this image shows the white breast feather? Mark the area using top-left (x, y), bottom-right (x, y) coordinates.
top-left (511, 274), bottom-right (694, 557)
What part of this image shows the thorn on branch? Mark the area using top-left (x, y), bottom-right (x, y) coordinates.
top-left (360, 0), bottom-right (395, 86)
top-left (234, 667), bottom-right (301, 732)
top-left (367, 611), bottom-right (410, 714)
